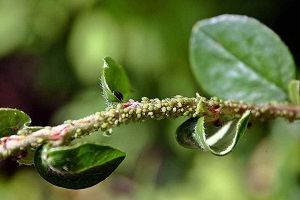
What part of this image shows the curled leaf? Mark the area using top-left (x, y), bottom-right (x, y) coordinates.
top-left (101, 57), bottom-right (131, 105)
top-left (0, 108), bottom-right (31, 137)
top-left (196, 110), bottom-right (251, 156)
top-left (34, 143), bottom-right (126, 189)
top-left (176, 118), bottom-right (203, 150)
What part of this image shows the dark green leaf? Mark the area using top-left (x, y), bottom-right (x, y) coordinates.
top-left (190, 15), bottom-right (296, 103)
top-left (0, 108), bottom-right (31, 137)
top-left (34, 143), bottom-right (126, 189)
top-left (176, 118), bottom-right (203, 150)
top-left (196, 110), bottom-right (250, 156)
top-left (101, 57), bottom-right (131, 104)
top-left (288, 80), bottom-right (300, 105)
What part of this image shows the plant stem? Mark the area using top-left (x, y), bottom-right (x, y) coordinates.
top-left (0, 94), bottom-right (300, 160)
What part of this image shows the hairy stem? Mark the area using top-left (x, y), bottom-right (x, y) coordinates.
top-left (1, 94), bottom-right (300, 160)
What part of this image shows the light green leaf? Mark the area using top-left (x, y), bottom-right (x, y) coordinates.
top-left (196, 110), bottom-right (250, 156)
top-left (0, 108), bottom-right (31, 137)
top-left (190, 14), bottom-right (296, 103)
top-left (34, 143), bottom-right (126, 189)
top-left (101, 57), bottom-right (131, 104)
top-left (288, 80), bottom-right (300, 105)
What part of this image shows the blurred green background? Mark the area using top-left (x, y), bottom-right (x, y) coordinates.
top-left (0, 0), bottom-right (300, 199)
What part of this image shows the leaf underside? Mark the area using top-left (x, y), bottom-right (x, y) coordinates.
top-left (196, 110), bottom-right (250, 156)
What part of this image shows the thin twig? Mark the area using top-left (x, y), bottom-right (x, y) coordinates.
top-left (1, 94), bottom-right (299, 160)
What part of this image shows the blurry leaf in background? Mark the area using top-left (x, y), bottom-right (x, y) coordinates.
top-left (0, 0), bottom-right (30, 56)
top-left (24, 0), bottom-right (69, 52)
top-left (123, 19), bottom-right (167, 75)
top-left (190, 15), bottom-right (296, 103)
top-left (0, 169), bottom-right (42, 200)
top-left (185, 154), bottom-right (245, 200)
top-left (247, 119), bottom-right (300, 199)
top-left (68, 8), bottom-right (123, 85)
top-left (121, 19), bottom-right (169, 99)
top-left (0, 0), bottom-right (70, 56)
top-left (61, 0), bottom-right (98, 12)
top-left (33, 48), bottom-right (80, 108)
top-left (144, 154), bottom-right (246, 200)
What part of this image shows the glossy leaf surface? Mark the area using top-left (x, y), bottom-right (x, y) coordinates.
top-left (196, 110), bottom-right (250, 156)
top-left (176, 118), bottom-right (203, 150)
top-left (0, 108), bottom-right (31, 137)
top-left (190, 15), bottom-right (296, 103)
top-left (34, 143), bottom-right (126, 189)
top-left (101, 57), bottom-right (131, 104)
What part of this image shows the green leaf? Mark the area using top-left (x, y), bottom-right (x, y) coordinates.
top-left (34, 143), bottom-right (126, 189)
top-left (101, 57), bottom-right (131, 104)
top-left (190, 15), bottom-right (296, 103)
top-left (288, 80), bottom-right (300, 105)
top-left (196, 110), bottom-right (250, 156)
top-left (0, 108), bottom-right (31, 137)
top-left (176, 118), bottom-right (203, 150)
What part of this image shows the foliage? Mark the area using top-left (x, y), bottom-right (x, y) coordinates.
top-left (1, 2), bottom-right (300, 199)
top-left (101, 57), bottom-right (131, 104)
top-left (34, 143), bottom-right (125, 189)
top-left (190, 15), bottom-right (296, 103)
top-left (0, 109), bottom-right (31, 137)
top-left (1, 14), bottom-right (299, 191)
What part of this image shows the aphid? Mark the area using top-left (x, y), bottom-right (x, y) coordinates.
top-left (113, 91), bottom-right (123, 102)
